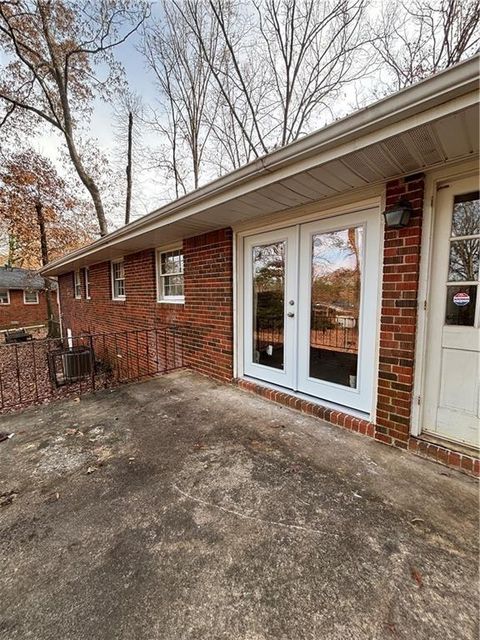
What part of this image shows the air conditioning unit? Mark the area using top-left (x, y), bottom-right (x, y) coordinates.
top-left (62, 347), bottom-right (93, 381)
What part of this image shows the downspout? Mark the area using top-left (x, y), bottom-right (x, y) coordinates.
top-left (43, 275), bottom-right (62, 338)
top-left (56, 281), bottom-right (63, 339)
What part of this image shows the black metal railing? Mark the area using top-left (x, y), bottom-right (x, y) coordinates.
top-left (310, 326), bottom-right (358, 352)
top-left (254, 315), bottom-right (358, 353)
top-left (0, 326), bottom-right (184, 413)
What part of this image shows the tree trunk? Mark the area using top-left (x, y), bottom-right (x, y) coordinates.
top-left (63, 131), bottom-right (109, 236)
top-left (7, 235), bottom-right (17, 266)
top-left (125, 111), bottom-right (133, 225)
top-left (36, 1), bottom-right (109, 238)
top-left (35, 201), bottom-right (56, 338)
top-left (36, 202), bottom-right (49, 266)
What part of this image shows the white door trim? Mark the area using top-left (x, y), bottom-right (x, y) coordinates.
top-left (236, 198), bottom-right (383, 418)
top-left (411, 159), bottom-right (480, 438)
top-left (235, 195), bottom-right (382, 236)
top-left (235, 194), bottom-right (384, 387)
top-left (422, 176), bottom-right (479, 447)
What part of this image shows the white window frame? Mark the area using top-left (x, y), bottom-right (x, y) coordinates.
top-left (74, 269), bottom-right (82, 299)
top-left (111, 259), bottom-right (126, 300)
top-left (23, 290), bottom-right (39, 305)
top-left (84, 267), bottom-right (91, 299)
top-left (0, 289), bottom-right (10, 305)
top-left (156, 246), bottom-right (185, 303)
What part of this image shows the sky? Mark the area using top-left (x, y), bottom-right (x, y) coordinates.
top-left (1, 1), bottom-right (395, 233)
top-left (32, 29), bottom-right (165, 226)
top-left (25, 10), bottom-right (379, 231)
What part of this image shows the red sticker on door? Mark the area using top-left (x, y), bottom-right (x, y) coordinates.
top-left (453, 292), bottom-right (470, 307)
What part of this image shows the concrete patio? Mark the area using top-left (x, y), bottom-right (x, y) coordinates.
top-left (0, 371), bottom-right (478, 640)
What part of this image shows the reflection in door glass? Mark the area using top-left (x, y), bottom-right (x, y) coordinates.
top-left (451, 191), bottom-right (480, 236)
top-left (252, 242), bottom-right (285, 369)
top-left (309, 227), bottom-right (363, 387)
top-left (445, 192), bottom-right (479, 326)
top-left (448, 238), bottom-right (479, 281)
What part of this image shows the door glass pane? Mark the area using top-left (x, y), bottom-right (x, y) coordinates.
top-left (448, 239), bottom-right (479, 281)
top-left (445, 192), bottom-right (479, 326)
top-left (445, 285), bottom-right (477, 326)
top-left (252, 242), bottom-right (285, 369)
top-left (451, 192), bottom-right (480, 236)
top-left (309, 227), bottom-right (363, 387)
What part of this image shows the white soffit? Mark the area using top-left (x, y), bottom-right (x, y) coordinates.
top-left (187, 102), bottom-right (479, 225)
top-left (42, 58), bottom-right (479, 276)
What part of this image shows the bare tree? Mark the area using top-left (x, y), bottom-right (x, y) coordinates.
top-left (0, 0), bottom-right (149, 236)
top-left (142, 0), bottom-right (222, 195)
top-left (139, 0), bottom-right (478, 201)
top-left (372, 0), bottom-right (480, 91)
top-left (204, 30), bottom-right (274, 173)
top-left (181, 0), bottom-right (371, 159)
top-left (207, 87), bottom-right (261, 172)
top-left (112, 91), bottom-right (144, 225)
top-left (180, 0), bottom-right (270, 160)
top-left (140, 0), bottom-right (372, 187)
top-left (255, 0), bottom-right (370, 146)
top-left (125, 109), bottom-right (133, 225)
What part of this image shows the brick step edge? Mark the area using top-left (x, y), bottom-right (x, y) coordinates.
top-left (235, 378), bottom-right (479, 478)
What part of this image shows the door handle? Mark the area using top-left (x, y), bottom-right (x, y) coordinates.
top-left (287, 312), bottom-right (295, 318)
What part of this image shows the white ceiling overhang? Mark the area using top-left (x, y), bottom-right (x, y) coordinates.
top-left (42, 56), bottom-right (479, 276)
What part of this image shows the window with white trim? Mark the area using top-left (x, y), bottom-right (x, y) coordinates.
top-left (157, 248), bottom-right (184, 301)
top-left (74, 270), bottom-right (82, 299)
top-left (24, 290), bottom-right (39, 304)
top-left (111, 259), bottom-right (126, 300)
top-left (84, 267), bottom-right (91, 299)
top-left (0, 289), bottom-right (9, 305)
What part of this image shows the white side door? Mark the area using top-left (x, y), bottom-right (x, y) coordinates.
top-left (297, 208), bottom-right (381, 413)
top-left (423, 178), bottom-right (480, 449)
top-left (243, 227), bottom-right (298, 388)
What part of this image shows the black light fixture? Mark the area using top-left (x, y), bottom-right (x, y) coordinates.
top-left (382, 198), bottom-right (413, 229)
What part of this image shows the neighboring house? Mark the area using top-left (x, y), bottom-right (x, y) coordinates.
top-left (43, 57), bottom-right (480, 473)
top-left (0, 266), bottom-right (58, 330)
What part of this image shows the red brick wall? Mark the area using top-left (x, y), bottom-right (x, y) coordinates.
top-left (59, 228), bottom-right (233, 381)
top-left (57, 189), bottom-right (477, 476)
top-left (238, 175), bottom-right (477, 475)
top-left (376, 174), bottom-right (424, 449)
top-left (59, 250), bottom-right (162, 335)
top-left (182, 230), bottom-right (233, 379)
top-left (0, 289), bottom-right (53, 329)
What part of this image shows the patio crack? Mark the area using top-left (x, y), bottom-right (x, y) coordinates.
top-left (172, 484), bottom-right (339, 538)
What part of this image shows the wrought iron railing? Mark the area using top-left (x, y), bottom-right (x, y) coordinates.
top-left (254, 316), bottom-right (358, 353)
top-left (0, 326), bottom-right (183, 413)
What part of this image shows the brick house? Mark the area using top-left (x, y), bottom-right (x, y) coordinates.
top-left (43, 58), bottom-right (480, 474)
top-left (0, 266), bottom-right (58, 331)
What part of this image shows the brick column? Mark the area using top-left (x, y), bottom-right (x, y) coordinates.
top-left (183, 228), bottom-right (234, 381)
top-left (376, 174), bottom-right (425, 449)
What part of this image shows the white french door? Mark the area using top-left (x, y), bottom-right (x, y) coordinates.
top-left (243, 207), bottom-right (381, 414)
top-left (423, 177), bottom-right (480, 449)
top-left (243, 227), bottom-right (298, 388)
top-left (297, 210), bottom-right (381, 411)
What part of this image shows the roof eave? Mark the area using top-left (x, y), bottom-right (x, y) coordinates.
top-left (41, 55), bottom-right (480, 277)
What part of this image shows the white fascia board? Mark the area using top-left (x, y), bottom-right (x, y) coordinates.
top-left (42, 56), bottom-right (479, 276)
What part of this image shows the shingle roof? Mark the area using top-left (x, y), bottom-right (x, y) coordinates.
top-left (0, 267), bottom-right (54, 290)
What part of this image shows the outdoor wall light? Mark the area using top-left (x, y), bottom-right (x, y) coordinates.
top-left (382, 198), bottom-right (413, 229)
